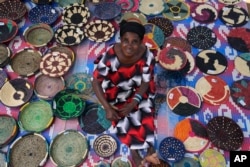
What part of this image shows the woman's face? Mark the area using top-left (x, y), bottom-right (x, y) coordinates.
top-left (120, 32), bottom-right (142, 57)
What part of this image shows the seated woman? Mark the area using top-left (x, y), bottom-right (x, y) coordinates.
top-left (92, 20), bottom-right (160, 166)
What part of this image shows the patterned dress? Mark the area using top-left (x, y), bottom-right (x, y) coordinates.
top-left (93, 45), bottom-right (156, 150)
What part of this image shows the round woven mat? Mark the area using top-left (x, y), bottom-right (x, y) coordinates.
top-left (0, 19), bottom-right (18, 43)
top-left (187, 26), bottom-right (217, 49)
top-left (206, 116), bottom-right (243, 151)
top-left (230, 79), bottom-right (250, 110)
top-left (52, 89), bottom-right (86, 120)
top-left (196, 49), bottom-right (228, 75)
top-left (79, 103), bottom-right (111, 134)
top-left (23, 23), bottom-right (54, 47)
top-left (159, 137), bottom-right (186, 163)
top-left (163, 0), bottom-right (190, 21)
top-left (111, 156), bottom-right (132, 167)
top-left (218, 0), bottom-right (241, 5)
top-left (55, 25), bottom-right (85, 46)
top-left (174, 118), bottom-right (209, 152)
top-left (62, 3), bottom-right (90, 27)
top-left (234, 52), bottom-right (250, 77)
top-left (143, 23), bottom-right (165, 49)
top-left (0, 44), bottom-right (10, 68)
top-left (84, 19), bottom-right (115, 43)
top-left (8, 133), bottom-right (48, 167)
top-left (191, 3), bottom-right (218, 24)
top-left (49, 130), bottom-right (88, 167)
top-left (199, 149), bottom-right (226, 167)
top-left (0, 0), bottom-right (27, 21)
top-left (121, 12), bottom-right (147, 24)
top-left (18, 100), bottom-right (53, 132)
top-left (0, 78), bottom-right (34, 107)
top-left (195, 75), bottom-right (230, 105)
top-left (94, 2), bottom-right (121, 20)
top-left (148, 17), bottom-right (174, 38)
top-left (93, 134), bottom-right (117, 158)
top-left (11, 48), bottom-right (42, 76)
top-left (34, 73), bottom-right (65, 100)
top-left (50, 45), bottom-right (75, 62)
top-left (179, 51), bottom-right (195, 74)
top-left (40, 51), bottom-right (72, 77)
top-left (0, 115), bottom-right (17, 148)
top-left (227, 27), bottom-right (250, 53)
top-left (65, 72), bottom-right (93, 95)
top-left (28, 5), bottom-right (59, 25)
top-left (163, 37), bottom-right (192, 52)
top-left (219, 5), bottom-right (249, 27)
top-left (139, 0), bottom-right (165, 16)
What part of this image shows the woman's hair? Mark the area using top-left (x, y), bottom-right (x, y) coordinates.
top-left (119, 20), bottom-right (145, 40)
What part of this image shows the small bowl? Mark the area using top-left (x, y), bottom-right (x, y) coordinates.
top-left (28, 5), bottom-right (59, 25)
top-left (0, 0), bottom-right (27, 21)
top-left (23, 23), bottom-right (54, 47)
top-left (0, 19), bottom-right (18, 43)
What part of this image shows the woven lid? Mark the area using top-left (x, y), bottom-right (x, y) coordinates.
top-left (0, 68), bottom-right (7, 89)
top-left (191, 3), bottom-right (218, 23)
top-left (0, 78), bottom-right (33, 107)
top-left (111, 156), bottom-right (132, 167)
top-left (23, 23), bottom-right (54, 47)
top-left (93, 134), bottom-right (117, 158)
top-left (173, 156), bottom-right (200, 167)
top-left (218, 0), bottom-right (241, 5)
top-left (157, 47), bottom-right (187, 71)
top-left (159, 137), bottom-right (186, 163)
top-left (234, 52), bottom-right (250, 77)
top-left (196, 50), bottom-right (228, 75)
top-left (139, 0), bottom-right (165, 16)
top-left (148, 17), bottom-right (174, 38)
top-left (49, 130), bottom-right (88, 167)
top-left (166, 86), bottom-right (202, 116)
top-left (143, 23), bottom-right (165, 49)
top-left (219, 5), bottom-right (249, 27)
top-left (0, 19), bottom-right (18, 43)
top-left (65, 72), bottom-right (93, 95)
top-left (50, 45), bottom-right (75, 62)
top-left (34, 73), bottom-right (65, 100)
top-left (227, 27), bottom-right (250, 52)
top-left (18, 100), bottom-right (53, 132)
top-left (187, 26), bottom-right (217, 49)
top-left (163, 0), bottom-right (190, 21)
top-left (230, 79), bottom-right (250, 110)
top-left (31, 0), bottom-right (52, 4)
top-left (28, 5), bottom-right (59, 25)
top-left (8, 133), bottom-right (48, 167)
top-left (0, 44), bottom-right (10, 68)
top-left (207, 116), bottom-right (243, 151)
top-left (199, 149), bottom-right (226, 167)
top-left (55, 25), bottom-right (85, 46)
top-left (0, 0), bottom-right (27, 21)
top-left (195, 75), bottom-right (230, 105)
top-left (0, 115), bottom-right (17, 148)
top-left (174, 118), bottom-right (209, 152)
top-left (163, 37), bottom-right (192, 52)
top-left (84, 19), bottom-right (115, 43)
top-left (79, 103), bottom-right (111, 134)
top-left (0, 151), bottom-right (7, 167)
top-left (62, 3), bottom-right (90, 27)
top-left (55, 0), bottom-right (84, 7)
top-left (52, 89), bottom-right (86, 120)
top-left (10, 48), bottom-right (42, 76)
top-left (94, 2), bottom-right (121, 20)
top-left (121, 12), bottom-right (147, 24)
top-left (40, 51), bottom-right (72, 77)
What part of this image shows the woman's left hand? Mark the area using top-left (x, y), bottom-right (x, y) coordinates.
top-left (119, 101), bottom-right (137, 117)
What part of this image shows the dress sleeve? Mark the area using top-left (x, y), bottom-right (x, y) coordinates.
top-left (142, 49), bottom-right (155, 83)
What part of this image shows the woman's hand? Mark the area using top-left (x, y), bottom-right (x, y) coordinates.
top-left (119, 100), bottom-right (137, 117)
top-left (105, 105), bottom-right (121, 121)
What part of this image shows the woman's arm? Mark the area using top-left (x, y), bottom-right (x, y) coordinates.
top-left (92, 78), bottom-right (121, 121)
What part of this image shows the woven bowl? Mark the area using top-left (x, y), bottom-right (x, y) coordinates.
top-left (0, 19), bottom-right (18, 43)
top-left (0, 44), bottom-right (11, 68)
top-left (0, 0), bottom-right (27, 21)
top-left (23, 23), bottom-right (54, 47)
top-left (49, 130), bottom-right (88, 167)
top-left (94, 2), bottom-right (121, 20)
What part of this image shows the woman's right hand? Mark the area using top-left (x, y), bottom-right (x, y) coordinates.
top-left (105, 105), bottom-right (121, 121)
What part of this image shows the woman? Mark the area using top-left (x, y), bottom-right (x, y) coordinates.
top-left (92, 20), bottom-right (160, 166)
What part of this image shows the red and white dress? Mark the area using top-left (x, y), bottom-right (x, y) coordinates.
top-left (93, 45), bottom-right (156, 150)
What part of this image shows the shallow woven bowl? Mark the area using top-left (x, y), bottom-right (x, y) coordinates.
top-left (23, 23), bottom-right (54, 47)
top-left (0, 0), bottom-right (27, 21)
top-left (0, 19), bottom-right (18, 43)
